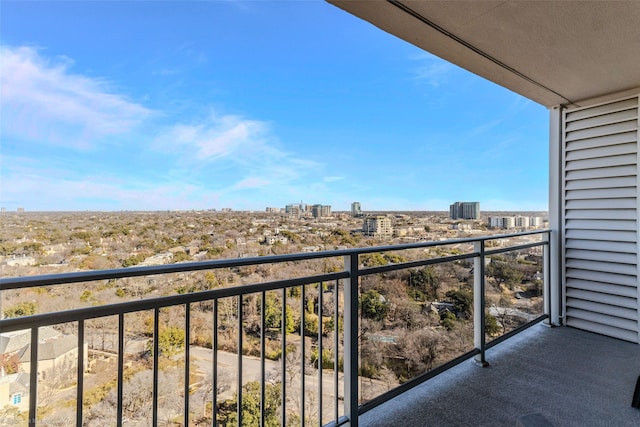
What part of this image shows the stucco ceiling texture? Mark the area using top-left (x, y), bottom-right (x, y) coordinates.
top-left (329, 0), bottom-right (640, 108)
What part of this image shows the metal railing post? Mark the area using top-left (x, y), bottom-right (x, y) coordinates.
top-left (343, 254), bottom-right (359, 427)
top-left (76, 319), bottom-right (85, 427)
top-left (474, 241), bottom-right (489, 367)
top-left (543, 232), bottom-right (552, 325)
top-left (28, 327), bottom-right (39, 427)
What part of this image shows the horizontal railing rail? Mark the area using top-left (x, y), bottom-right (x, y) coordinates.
top-left (0, 230), bottom-right (550, 427)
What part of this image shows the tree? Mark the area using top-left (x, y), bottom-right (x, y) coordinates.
top-left (487, 260), bottom-right (524, 290)
top-left (398, 329), bottom-right (439, 379)
top-left (0, 353), bottom-right (20, 374)
top-left (263, 293), bottom-right (295, 334)
top-left (361, 253), bottom-right (388, 267)
top-left (217, 381), bottom-right (282, 427)
top-left (492, 295), bottom-right (514, 334)
top-left (445, 288), bottom-right (473, 318)
top-left (485, 313), bottom-right (501, 337)
top-left (4, 301), bottom-right (37, 318)
top-left (408, 266), bottom-right (440, 300)
top-left (360, 290), bottom-right (388, 321)
top-left (361, 252), bottom-right (407, 267)
top-left (145, 325), bottom-right (186, 356)
top-left (440, 310), bottom-right (457, 330)
top-left (0, 406), bottom-right (27, 426)
top-left (390, 299), bottom-right (424, 330)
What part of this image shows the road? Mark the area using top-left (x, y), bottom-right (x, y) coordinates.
top-left (189, 346), bottom-right (390, 423)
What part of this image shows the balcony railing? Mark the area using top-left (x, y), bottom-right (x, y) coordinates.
top-left (0, 230), bottom-right (550, 427)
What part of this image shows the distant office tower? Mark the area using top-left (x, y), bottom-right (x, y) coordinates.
top-left (311, 204), bottom-right (332, 218)
top-left (285, 204), bottom-right (300, 216)
top-left (362, 216), bottom-right (393, 237)
top-left (449, 202), bottom-right (480, 220)
top-left (285, 202), bottom-right (308, 216)
top-left (351, 202), bottom-right (362, 217)
top-left (265, 207), bottom-right (281, 213)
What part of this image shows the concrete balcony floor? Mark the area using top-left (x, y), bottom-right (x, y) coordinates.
top-left (360, 325), bottom-right (640, 427)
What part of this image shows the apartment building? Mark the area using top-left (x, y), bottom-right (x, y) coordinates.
top-left (362, 216), bottom-right (393, 237)
top-left (449, 201), bottom-right (480, 220)
top-left (351, 201), bottom-right (362, 217)
top-left (311, 204), bottom-right (332, 218)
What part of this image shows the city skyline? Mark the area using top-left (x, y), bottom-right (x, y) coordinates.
top-left (0, 1), bottom-right (548, 212)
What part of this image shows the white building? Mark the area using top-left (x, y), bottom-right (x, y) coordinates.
top-left (363, 216), bottom-right (393, 237)
top-left (515, 216), bottom-right (530, 228)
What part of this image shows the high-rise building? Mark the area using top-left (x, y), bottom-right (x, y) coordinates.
top-left (285, 204), bottom-right (300, 216)
top-left (285, 202), bottom-right (308, 216)
top-left (351, 202), bottom-right (362, 217)
top-left (450, 201), bottom-right (480, 220)
top-left (362, 216), bottom-right (393, 237)
top-left (515, 216), bottom-right (530, 228)
top-left (311, 204), bottom-right (332, 218)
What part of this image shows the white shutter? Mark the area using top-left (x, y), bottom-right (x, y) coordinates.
top-left (563, 96), bottom-right (639, 343)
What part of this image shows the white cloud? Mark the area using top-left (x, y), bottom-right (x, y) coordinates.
top-left (409, 52), bottom-right (454, 87)
top-left (232, 177), bottom-right (270, 190)
top-left (0, 45), bottom-right (152, 148)
top-left (155, 112), bottom-right (322, 192)
top-left (158, 114), bottom-right (269, 161)
top-left (0, 45), bottom-right (327, 210)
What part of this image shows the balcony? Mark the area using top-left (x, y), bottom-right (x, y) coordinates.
top-left (361, 325), bottom-right (640, 427)
top-left (0, 230), bottom-right (558, 426)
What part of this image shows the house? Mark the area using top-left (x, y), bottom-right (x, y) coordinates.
top-left (1, 327), bottom-right (87, 385)
top-left (0, 371), bottom-right (29, 412)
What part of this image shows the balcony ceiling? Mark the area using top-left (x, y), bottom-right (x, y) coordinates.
top-left (328, 0), bottom-right (640, 108)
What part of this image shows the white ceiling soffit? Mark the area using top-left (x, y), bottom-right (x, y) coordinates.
top-left (328, 0), bottom-right (640, 108)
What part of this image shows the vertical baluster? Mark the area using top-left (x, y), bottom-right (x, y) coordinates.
top-left (318, 282), bottom-right (323, 426)
top-left (281, 288), bottom-right (287, 427)
top-left (300, 285), bottom-right (306, 425)
top-left (153, 307), bottom-right (160, 426)
top-left (185, 303), bottom-right (191, 425)
top-left (213, 299), bottom-right (218, 427)
top-left (28, 327), bottom-right (39, 427)
top-left (117, 313), bottom-right (125, 427)
top-left (260, 292), bottom-right (266, 427)
top-left (76, 319), bottom-right (85, 427)
top-left (334, 279), bottom-right (339, 424)
top-left (237, 295), bottom-right (243, 426)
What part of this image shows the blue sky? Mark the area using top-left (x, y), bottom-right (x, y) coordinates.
top-left (0, 1), bottom-right (548, 212)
